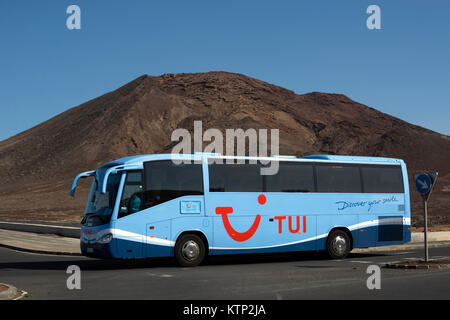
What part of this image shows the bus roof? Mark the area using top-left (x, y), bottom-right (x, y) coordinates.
top-left (302, 154), bottom-right (404, 163)
top-left (101, 153), bottom-right (404, 170)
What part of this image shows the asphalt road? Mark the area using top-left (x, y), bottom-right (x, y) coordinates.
top-left (1, 245), bottom-right (450, 300)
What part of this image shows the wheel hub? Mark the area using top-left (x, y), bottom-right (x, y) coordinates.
top-left (182, 240), bottom-right (200, 261)
top-left (332, 235), bottom-right (347, 255)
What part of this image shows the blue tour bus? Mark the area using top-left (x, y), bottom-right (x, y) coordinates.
top-left (70, 153), bottom-right (411, 266)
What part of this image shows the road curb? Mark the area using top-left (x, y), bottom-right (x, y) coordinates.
top-left (384, 262), bottom-right (450, 270)
top-left (0, 221), bottom-right (80, 238)
top-left (352, 241), bottom-right (450, 253)
top-left (0, 242), bottom-right (81, 256)
top-left (0, 283), bottom-right (18, 300)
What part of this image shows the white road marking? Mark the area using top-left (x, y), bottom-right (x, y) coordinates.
top-left (146, 273), bottom-right (174, 278)
top-left (391, 251), bottom-right (414, 255)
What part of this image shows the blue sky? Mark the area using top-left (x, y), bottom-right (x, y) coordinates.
top-left (0, 0), bottom-right (449, 140)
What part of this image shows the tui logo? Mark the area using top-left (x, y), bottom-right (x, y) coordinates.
top-left (215, 194), bottom-right (266, 242)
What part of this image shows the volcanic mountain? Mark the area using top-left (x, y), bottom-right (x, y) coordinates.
top-left (0, 71), bottom-right (449, 227)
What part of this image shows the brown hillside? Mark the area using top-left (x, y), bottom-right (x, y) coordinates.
top-left (0, 71), bottom-right (449, 226)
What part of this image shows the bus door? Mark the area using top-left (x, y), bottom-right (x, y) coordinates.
top-left (115, 169), bottom-right (174, 258)
top-left (114, 171), bottom-right (145, 258)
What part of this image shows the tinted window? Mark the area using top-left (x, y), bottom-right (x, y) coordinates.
top-left (265, 161), bottom-right (315, 192)
top-left (143, 161), bottom-right (203, 208)
top-left (316, 165), bottom-right (362, 193)
top-left (118, 171), bottom-right (143, 219)
top-left (83, 173), bottom-right (121, 225)
top-left (126, 171), bottom-right (142, 183)
top-left (361, 166), bottom-right (404, 193)
top-left (209, 162), bottom-right (263, 192)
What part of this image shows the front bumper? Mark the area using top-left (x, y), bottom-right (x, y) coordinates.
top-left (80, 239), bottom-right (113, 258)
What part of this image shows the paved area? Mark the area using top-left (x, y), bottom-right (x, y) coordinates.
top-left (411, 231), bottom-right (450, 242)
top-left (1, 245), bottom-right (450, 299)
top-left (352, 240), bottom-right (450, 253)
top-left (0, 229), bottom-right (80, 255)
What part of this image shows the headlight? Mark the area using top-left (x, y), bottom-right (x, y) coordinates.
top-left (97, 233), bottom-right (113, 244)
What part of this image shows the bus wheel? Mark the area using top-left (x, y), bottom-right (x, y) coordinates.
top-left (326, 230), bottom-right (351, 259)
top-left (174, 234), bottom-right (205, 267)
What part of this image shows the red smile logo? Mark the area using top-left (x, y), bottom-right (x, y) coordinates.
top-left (215, 194), bottom-right (266, 242)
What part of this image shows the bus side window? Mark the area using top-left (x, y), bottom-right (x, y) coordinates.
top-left (264, 161), bottom-right (315, 193)
top-left (316, 165), bottom-right (362, 193)
top-left (361, 165), bottom-right (404, 193)
top-left (143, 161), bottom-right (204, 208)
top-left (209, 162), bottom-right (263, 192)
top-left (118, 171), bottom-right (143, 219)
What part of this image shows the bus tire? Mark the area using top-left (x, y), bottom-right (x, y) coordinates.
top-left (326, 229), bottom-right (351, 259)
top-left (174, 234), bottom-right (206, 267)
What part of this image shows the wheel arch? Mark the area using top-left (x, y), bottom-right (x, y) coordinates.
top-left (175, 230), bottom-right (210, 256)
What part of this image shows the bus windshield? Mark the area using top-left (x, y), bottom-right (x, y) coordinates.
top-left (83, 173), bottom-right (121, 225)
